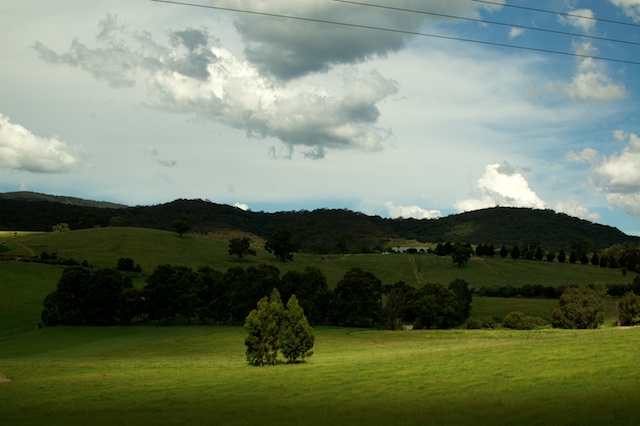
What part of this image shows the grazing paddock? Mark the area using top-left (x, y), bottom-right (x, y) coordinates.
top-left (1, 326), bottom-right (640, 426)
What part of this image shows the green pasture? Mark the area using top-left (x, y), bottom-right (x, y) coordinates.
top-left (1, 227), bottom-right (636, 288)
top-left (2, 326), bottom-right (640, 425)
top-left (3, 227), bottom-right (640, 425)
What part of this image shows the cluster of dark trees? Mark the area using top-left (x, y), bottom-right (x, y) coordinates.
top-left (41, 263), bottom-right (473, 330)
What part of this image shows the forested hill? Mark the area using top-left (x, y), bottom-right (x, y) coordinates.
top-left (0, 194), bottom-right (637, 253)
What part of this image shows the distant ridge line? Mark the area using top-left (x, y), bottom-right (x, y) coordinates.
top-left (0, 191), bottom-right (127, 209)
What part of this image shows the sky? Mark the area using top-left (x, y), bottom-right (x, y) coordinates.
top-left (1, 0), bottom-right (640, 235)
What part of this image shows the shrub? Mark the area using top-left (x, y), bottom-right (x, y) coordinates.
top-left (466, 318), bottom-right (483, 329)
top-left (503, 311), bottom-right (546, 330)
top-left (552, 286), bottom-right (605, 329)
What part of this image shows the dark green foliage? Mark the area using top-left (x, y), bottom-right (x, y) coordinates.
top-left (332, 267), bottom-right (382, 328)
top-left (534, 247), bottom-right (544, 261)
top-left (244, 289), bottom-right (284, 366)
top-left (380, 281), bottom-right (415, 330)
top-left (557, 249), bottom-right (566, 263)
top-left (2, 196), bottom-right (639, 255)
top-left (617, 291), bottom-right (640, 326)
top-left (590, 252), bottom-right (599, 266)
top-left (448, 278), bottom-right (473, 322)
top-left (41, 267), bottom-right (135, 326)
top-left (499, 245), bottom-right (508, 258)
top-left (569, 236), bottom-right (594, 259)
top-left (264, 229), bottom-right (298, 262)
top-left (409, 283), bottom-right (458, 329)
top-left (143, 265), bottom-right (201, 323)
top-left (278, 267), bottom-right (330, 326)
top-left (511, 245), bottom-right (520, 260)
top-left (466, 318), bottom-right (483, 329)
top-left (546, 252), bottom-right (555, 262)
top-left (281, 295), bottom-right (315, 363)
top-left (117, 257), bottom-right (140, 272)
top-left (618, 243), bottom-right (640, 272)
top-left (552, 286), bottom-right (605, 329)
top-left (502, 311), bottom-right (546, 330)
top-left (172, 216), bottom-right (192, 237)
top-left (580, 253), bottom-right (589, 265)
top-left (452, 244), bottom-right (473, 267)
top-left (41, 266), bottom-right (90, 325)
top-left (600, 255), bottom-right (608, 268)
top-left (569, 251), bottom-right (577, 264)
top-left (228, 237), bottom-right (256, 260)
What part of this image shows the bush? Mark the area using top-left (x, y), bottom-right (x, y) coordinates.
top-left (552, 286), bottom-right (605, 329)
top-left (503, 311), bottom-right (546, 330)
top-left (466, 318), bottom-right (483, 329)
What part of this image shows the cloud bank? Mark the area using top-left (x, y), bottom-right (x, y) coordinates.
top-left (0, 113), bottom-right (82, 173)
top-left (33, 15), bottom-right (398, 158)
top-left (567, 132), bottom-right (640, 217)
top-left (385, 201), bottom-right (441, 220)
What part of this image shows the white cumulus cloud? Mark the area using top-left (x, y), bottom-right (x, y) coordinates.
top-left (555, 198), bottom-right (600, 221)
top-left (234, 202), bottom-right (250, 211)
top-left (385, 201), bottom-right (441, 220)
top-left (454, 162), bottom-right (546, 212)
top-left (609, 0), bottom-right (640, 22)
top-left (559, 8), bottom-right (596, 33)
top-left (565, 42), bottom-right (627, 102)
top-left (0, 113), bottom-right (82, 173)
top-left (568, 131), bottom-right (640, 218)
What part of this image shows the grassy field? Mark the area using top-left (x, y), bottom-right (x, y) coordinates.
top-left (2, 227), bottom-right (640, 425)
top-left (1, 227), bottom-right (636, 288)
top-left (2, 326), bottom-right (640, 425)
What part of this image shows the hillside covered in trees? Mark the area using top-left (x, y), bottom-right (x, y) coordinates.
top-left (0, 192), bottom-right (637, 253)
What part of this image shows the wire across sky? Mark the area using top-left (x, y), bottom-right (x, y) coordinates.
top-left (149, 0), bottom-right (640, 66)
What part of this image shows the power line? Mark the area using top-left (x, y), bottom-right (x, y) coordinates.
top-left (332, 0), bottom-right (640, 47)
top-left (149, 0), bottom-right (640, 66)
top-left (470, 0), bottom-right (640, 29)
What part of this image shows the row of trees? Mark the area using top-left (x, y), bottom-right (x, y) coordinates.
top-left (462, 240), bottom-right (640, 272)
top-left (41, 263), bottom-right (473, 329)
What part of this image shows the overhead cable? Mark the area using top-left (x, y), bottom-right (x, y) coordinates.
top-left (149, 0), bottom-right (640, 66)
top-left (470, 0), bottom-right (640, 29)
top-left (332, 0), bottom-right (640, 47)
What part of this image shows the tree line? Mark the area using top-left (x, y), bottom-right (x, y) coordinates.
top-left (40, 262), bottom-right (473, 330)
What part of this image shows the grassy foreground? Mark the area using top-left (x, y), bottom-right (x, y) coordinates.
top-left (1, 326), bottom-right (640, 426)
top-left (2, 227), bottom-right (640, 425)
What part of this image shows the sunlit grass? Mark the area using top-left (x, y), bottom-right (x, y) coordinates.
top-left (2, 326), bottom-right (640, 425)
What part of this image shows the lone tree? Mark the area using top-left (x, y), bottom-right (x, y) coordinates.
top-left (281, 295), bottom-right (315, 363)
top-left (264, 230), bottom-right (299, 262)
top-left (228, 237), bottom-right (257, 260)
top-left (244, 289), bottom-right (284, 366)
top-left (552, 286), bottom-right (605, 329)
top-left (452, 244), bottom-right (473, 267)
top-left (617, 291), bottom-right (640, 326)
top-left (172, 216), bottom-right (192, 237)
top-left (244, 290), bottom-right (315, 366)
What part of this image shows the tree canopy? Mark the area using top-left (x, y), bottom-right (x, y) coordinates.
top-left (552, 286), bottom-right (605, 329)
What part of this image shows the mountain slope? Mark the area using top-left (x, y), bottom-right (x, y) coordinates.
top-left (0, 193), bottom-right (636, 253)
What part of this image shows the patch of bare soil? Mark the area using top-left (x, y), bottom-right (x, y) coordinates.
top-left (0, 373), bottom-right (11, 382)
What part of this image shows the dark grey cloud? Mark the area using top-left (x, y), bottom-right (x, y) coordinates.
top-left (219, 0), bottom-right (501, 80)
top-left (32, 15), bottom-right (217, 87)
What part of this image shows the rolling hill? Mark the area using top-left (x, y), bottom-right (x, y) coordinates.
top-left (0, 192), bottom-right (637, 253)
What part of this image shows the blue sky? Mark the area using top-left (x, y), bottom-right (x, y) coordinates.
top-left (1, 0), bottom-right (640, 235)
